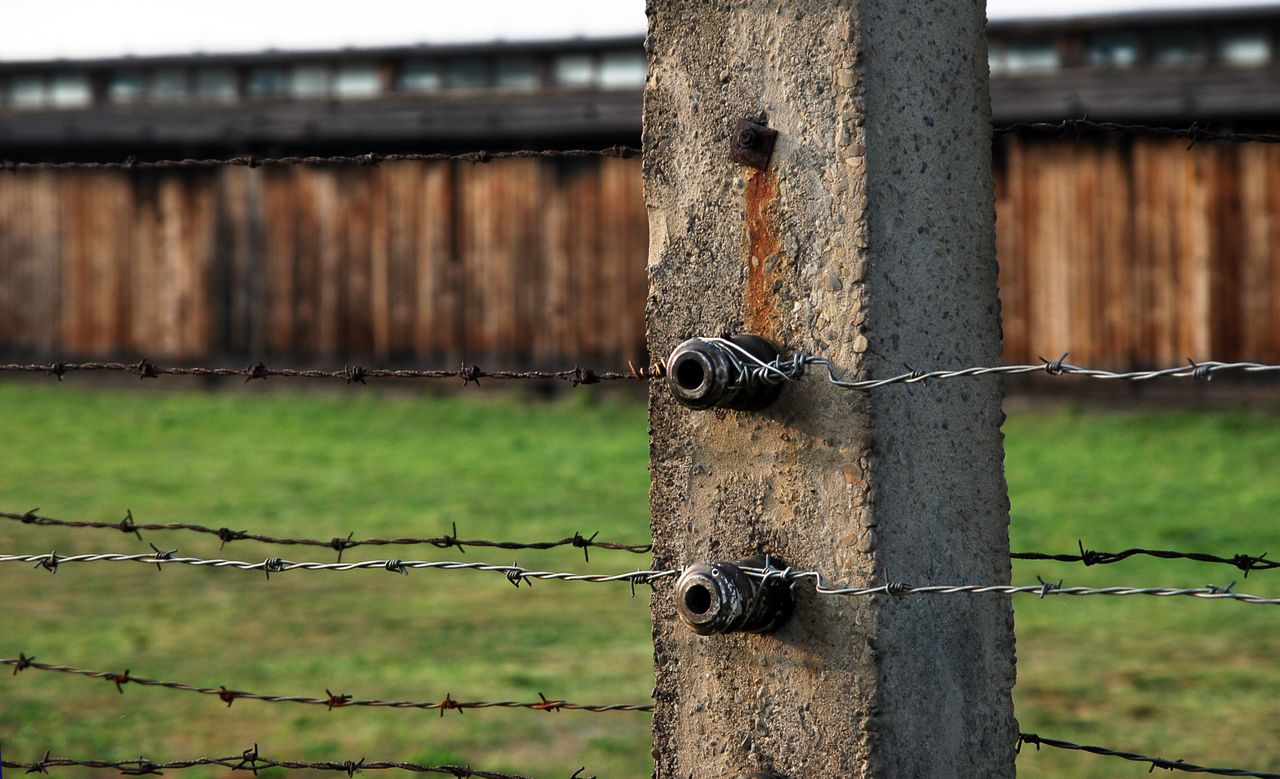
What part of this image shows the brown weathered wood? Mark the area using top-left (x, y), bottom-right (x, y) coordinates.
top-left (3, 145), bottom-right (1280, 368)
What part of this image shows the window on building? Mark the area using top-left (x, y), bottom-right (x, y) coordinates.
top-left (108, 70), bottom-right (144, 103)
top-left (552, 53), bottom-right (595, 86)
top-left (398, 60), bottom-right (441, 92)
top-left (495, 56), bottom-right (539, 90)
top-left (246, 65), bottom-right (288, 98)
top-left (332, 63), bottom-right (381, 98)
top-left (1216, 29), bottom-right (1271, 66)
top-left (599, 50), bottom-right (647, 88)
top-left (1004, 38), bottom-right (1060, 72)
top-left (148, 68), bottom-right (188, 101)
top-left (1148, 29), bottom-right (1202, 66)
top-left (8, 75), bottom-right (46, 109)
top-left (290, 64), bottom-right (330, 98)
top-left (444, 58), bottom-right (488, 89)
top-left (1088, 32), bottom-right (1140, 67)
top-left (48, 73), bottom-right (91, 108)
top-left (195, 68), bottom-right (237, 102)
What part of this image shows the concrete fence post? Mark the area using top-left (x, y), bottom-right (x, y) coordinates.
top-left (643, 1), bottom-right (1016, 777)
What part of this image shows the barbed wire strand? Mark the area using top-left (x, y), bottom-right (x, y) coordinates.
top-left (1, 118), bottom-right (1276, 174)
top-left (1, 655), bottom-right (652, 716)
top-left (1013, 540), bottom-right (1278, 577)
top-left (1, 146), bottom-right (641, 172)
top-left (2, 744), bottom-right (597, 778)
top-left (759, 568), bottom-right (1280, 606)
top-left (3, 352), bottom-right (1278, 390)
top-left (7, 510), bottom-right (1276, 575)
top-left (2, 551), bottom-right (1276, 606)
top-left (1018, 732), bottom-right (1280, 778)
top-left (1, 510), bottom-right (651, 561)
top-left (993, 117), bottom-right (1280, 146)
top-left (0, 360), bottom-right (660, 386)
top-left (700, 338), bottom-right (1280, 392)
top-left (0, 552), bottom-right (676, 590)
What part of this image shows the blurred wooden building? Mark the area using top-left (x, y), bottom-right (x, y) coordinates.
top-left (1, 6), bottom-right (1280, 369)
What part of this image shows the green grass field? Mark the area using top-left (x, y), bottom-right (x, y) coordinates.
top-left (2, 383), bottom-right (1279, 777)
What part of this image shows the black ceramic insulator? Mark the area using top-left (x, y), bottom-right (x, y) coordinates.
top-left (665, 334), bottom-right (783, 411)
top-left (674, 555), bottom-right (794, 636)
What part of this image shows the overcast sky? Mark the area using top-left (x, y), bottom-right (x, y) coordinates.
top-left (3, 0), bottom-right (1278, 62)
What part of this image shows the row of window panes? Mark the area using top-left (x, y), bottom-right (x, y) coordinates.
top-left (1, 50), bottom-right (648, 110)
top-left (989, 27), bottom-right (1273, 74)
top-left (395, 51), bottom-right (646, 92)
top-left (5, 73), bottom-right (92, 108)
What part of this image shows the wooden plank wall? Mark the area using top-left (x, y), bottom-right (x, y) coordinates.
top-left (2, 139), bottom-right (1278, 370)
top-left (997, 137), bottom-right (1280, 368)
top-left (0, 158), bottom-right (649, 368)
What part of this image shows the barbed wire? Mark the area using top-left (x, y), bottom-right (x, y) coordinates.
top-left (10, 510), bottom-right (1273, 575)
top-left (757, 568), bottom-right (1280, 606)
top-left (3, 550), bottom-right (1276, 606)
top-left (0, 360), bottom-right (658, 386)
top-left (1, 509), bottom-right (652, 561)
top-left (0, 551), bottom-right (675, 591)
top-left (994, 117), bottom-right (1280, 146)
top-left (2, 744), bottom-right (595, 778)
top-left (1, 655), bottom-right (652, 716)
top-left (5, 351), bottom-right (1278, 391)
top-left (701, 338), bottom-right (1280, 392)
top-left (0, 146), bottom-right (641, 172)
top-left (1013, 540), bottom-right (1278, 577)
top-left (2, 118), bottom-right (1275, 175)
top-left (1018, 732), bottom-right (1280, 778)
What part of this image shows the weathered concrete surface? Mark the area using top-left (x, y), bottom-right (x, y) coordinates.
top-left (644, 1), bottom-right (1016, 777)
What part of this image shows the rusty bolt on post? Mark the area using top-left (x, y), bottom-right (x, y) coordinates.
top-left (674, 555), bottom-right (794, 635)
top-left (665, 334), bottom-right (783, 411)
top-left (728, 118), bottom-right (778, 170)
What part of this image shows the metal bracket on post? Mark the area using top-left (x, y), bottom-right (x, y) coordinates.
top-left (728, 119), bottom-right (778, 170)
top-left (674, 555), bottom-right (794, 636)
top-left (665, 334), bottom-right (784, 411)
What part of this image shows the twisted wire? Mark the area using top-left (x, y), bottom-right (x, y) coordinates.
top-left (0, 146), bottom-right (641, 172)
top-left (3, 550), bottom-right (1275, 606)
top-left (697, 339), bottom-right (1280, 391)
top-left (1, 656), bottom-right (652, 715)
top-left (1018, 732), bottom-right (1280, 777)
top-left (741, 567), bottom-right (1280, 606)
top-left (2, 510), bottom-right (652, 561)
top-left (993, 117), bottom-right (1280, 145)
top-left (0, 360), bottom-right (653, 386)
top-left (2, 744), bottom-right (593, 777)
top-left (0, 552), bottom-right (676, 589)
top-left (1013, 540), bottom-right (1278, 577)
top-left (4, 351), bottom-right (1278, 390)
top-left (7, 510), bottom-right (1275, 576)
top-left (3, 118), bottom-right (1277, 176)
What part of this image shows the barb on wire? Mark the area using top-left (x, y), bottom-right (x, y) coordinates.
top-left (0, 360), bottom-right (641, 386)
top-left (9, 351), bottom-right (1278, 392)
top-left (694, 339), bottom-right (1280, 392)
top-left (0, 656), bottom-right (653, 716)
top-left (1, 743), bottom-right (573, 777)
top-left (756, 566), bottom-right (1280, 606)
top-left (1018, 732), bottom-right (1280, 778)
top-left (0, 551), bottom-right (676, 590)
top-left (1, 510), bottom-right (652, 560)
top-left (4, 549), bottom-right (1278, 607)
top-left (1014, 540), bottom-right (1278, 577)
top-left (0, 145), bottom-right (642, 172)
top-left (994, 117), bottom-right (1280, 146)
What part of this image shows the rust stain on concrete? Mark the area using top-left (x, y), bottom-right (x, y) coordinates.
top-left (743, 168), bottom-right (782, 339)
